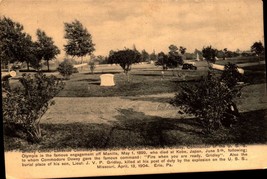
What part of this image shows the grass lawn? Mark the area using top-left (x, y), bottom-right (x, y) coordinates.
top-left (57, 63), bottom-right (265, 97)
top-left (57, 67), bottom-right (209, 97)
top-left (3, 61), bottom-right (267, 151)
top-left (4, 109), bottom-right (267, 151)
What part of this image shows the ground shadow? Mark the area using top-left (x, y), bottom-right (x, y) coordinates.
top-left (75, 78), bottom-right (101, 85)
top-left (106, 108), bottom-right (204, 148)
top-left (122, 96), bottom-right (173, 103)
top-left (83, 71), bottom-right (122, 75)
top-left (132, 73), bottom-right (167, 77)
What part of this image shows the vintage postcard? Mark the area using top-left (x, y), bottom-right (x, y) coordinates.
top-left (1, 0), bottom-right (266, 178)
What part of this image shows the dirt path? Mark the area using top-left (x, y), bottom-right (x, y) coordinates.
top-left (41, 93), bottom-right (185, 124)
top-left (41, 83), bottom-right (267, 124)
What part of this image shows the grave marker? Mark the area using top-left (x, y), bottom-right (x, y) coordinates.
top-left (100, 74), bottom-right (115, 86)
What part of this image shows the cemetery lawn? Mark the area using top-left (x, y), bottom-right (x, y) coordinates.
top-left (4, 62), bottom-right (267, 151)
top-left (57, 63), bottom-right (265, 97)
top-left (57, 66), bottom-right (208, 97)
top-left (4, 108), bottom-right (267, 151)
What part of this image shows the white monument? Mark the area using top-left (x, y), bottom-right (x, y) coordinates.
top-left (100, 74), bottom-right (115, 86)
top-left (210, 64), bottom-right (244, 74)
top-left (196, 53), bottom-right (200, 61)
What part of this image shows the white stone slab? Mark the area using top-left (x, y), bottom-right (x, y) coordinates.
top-left (100, 74), bottom-right (115, 86)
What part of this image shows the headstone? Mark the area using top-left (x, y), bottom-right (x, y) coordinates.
top-left (9, 70), bottom-right (16, 77)
top-left (100, 74), bottom-right (115, 86)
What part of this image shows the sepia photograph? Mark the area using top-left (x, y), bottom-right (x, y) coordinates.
top-left (1, 0), bottom-right (266, 178)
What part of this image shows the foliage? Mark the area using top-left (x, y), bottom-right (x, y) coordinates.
top-left (107, 49), bottom-right (141, 76)
top-left (89, 61), bottom-right (95, 74)
top-left (156, 45), bottom-right (183, 70)
top-left (57, 59), bottom-right (75, 79)
top-left (0, 16), bottom-right (35, 69)
top-left (168, 45), bottom-right (183, 67)
top-left (2, 73), bottom-right (64, 143)
top-left (156, 52), bottom-right (168, 70)
top-left (221, 62), bottom-right (244, 89)
top-left (179, 46), bottom-right (186, 55)
top-left (72, 67), bottom-right (79, 73)
top-left (202, 46), bottom-right (218, 64)
top-left (141, 49), bottom-right (150, 62)
top-left (150, 50), bottom-right (157, 61)
top-left (251, 41), bottom-right (264, 56)
top-left (171, 73), bottom-right (240, 133)
top-left (93, 55), bottom-right (108, 64)
top-left (35, 29), bottom-right (60, 71)
top-left (64, 20), bottom-right (95, 63)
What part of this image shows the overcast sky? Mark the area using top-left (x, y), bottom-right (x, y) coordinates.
top-left (0, 0), bottom-right (264, 57)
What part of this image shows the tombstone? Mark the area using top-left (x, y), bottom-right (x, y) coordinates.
top-left (9, 70), bottom-right (16, 77)
top-left (100, 74), bottom-right (115, 86)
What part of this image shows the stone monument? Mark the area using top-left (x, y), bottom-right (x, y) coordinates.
top-left (100, 74), bottom-right (115, 86)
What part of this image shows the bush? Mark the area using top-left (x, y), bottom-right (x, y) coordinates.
top-left (2, 73), bottom-right (64, 143)
top-left (221, 62), bottom-right (244, 89)
top-left (88, 61), bottom-right (95, 74)
top-left (57, 59), bottom-right (75, 79)
top-left (171, 73), bottom-right (240, 133)
top-left (72, 67), bottom-right (79, 73)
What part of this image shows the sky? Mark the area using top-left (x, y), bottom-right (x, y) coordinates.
top-left (0, 0), bottom-right (264, 58)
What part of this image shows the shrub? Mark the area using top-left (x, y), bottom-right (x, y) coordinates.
top-left (2, 73), bottom-right (64, 143)
top-left (171, 73), bottom-right (240, 133)
top-left (221, 62), bottom-right (244, 89)
top-left (88, 61), bottom-right (95, 74)
top-left (57, 59), bottom-right (75, 79)
top-left (72, 67), bottom-right (79, 73)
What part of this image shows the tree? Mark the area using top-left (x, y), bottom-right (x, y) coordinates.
top-left (202, 46), bottom-right (218, 64)
top-left (150, 50), bottom-right (157, 61)
top-left (89, 61), bottom-right (96, 74)
top-left (223, 48), bottom-right (228, 60)
top-left (156, 52), bottom-right (168, 70)
top-left (155, 45), bottom-right (183, 72)
top-left (251, 41), bottom-right (264, 56)
top-left (64, 20), bottom-right (95, 63)
top-left (20, 34), bottom-right (37, 70)
top-left (169, 44), bottom-right (178, 53)
top-left (108, 49), bottom-right (141, 80)
top-left (35, 29), bottom-right (60, 71)
top-left (141, 49), bottom-right (150, 62)
top-left (2, 73), bottom-right (64, 143)
top-left (168, 44), bottom-right (183, 68)
top-left (0, 17), bottom-right (33, 71)
top-left (179, 46), bottom-right (186, 55)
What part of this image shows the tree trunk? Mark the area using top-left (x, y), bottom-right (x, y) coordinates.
top-left (26, 123), bottom-right (42, 143)
top-left (127, 72), bottom-right (130, 82)
top-left (27, 62), bottom-right (30, 71)
top-left (47, 60), bottom-right (50, 71)
top-left (8, 61), bottom-right (10, 73)
top-left (125, 70), bottom-right (130, 82)
top-left (81, 56), bottom-right (83, 71)
top-left (172, 69), bottom-right (175, 76)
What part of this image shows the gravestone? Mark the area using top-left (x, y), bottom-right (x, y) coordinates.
top-left (9, 70), bottom-right (16, 77)
top-left (100, 74), bottom-right (115, 86)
